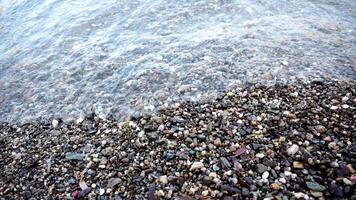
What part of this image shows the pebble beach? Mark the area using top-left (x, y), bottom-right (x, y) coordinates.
top-left (1, 80), bottom-right (355, 199)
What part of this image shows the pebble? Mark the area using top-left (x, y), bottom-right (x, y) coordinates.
top-left (310, 191), bottom-right (323, 197)
top-left (293, 192), bottom-right (306, 199)
top-left (330, 105), bottom-right (338, 110)
top-left (306, 181), bottom-right (326, 191)
top-left (341, 104), bottom-right (349, 109)
top-left (99, 188), bottom-right (105, 195)
top-left (190, 161), bottom-right (204, 171)
top-left (65, 152), bottom-right (84, 160)
top-left (202, 190), bottom-right (209, 196)
top-left (262, 171), bottom-right (269, 179)
top-left (284, 171), bottom-right (292, 176)
top-left (220, 157), bottom-right (231, 168)
top-left (314, 125), bottom-right (326, 133)
top-left (293, 161), bottom-right (304, 169)
top-left (342, 178), bottom-right (352, 185)
top-left (52, 119), bottom-right (59, 128)
top-left (255, 153), bottom-right (265, 158)
top-left (159, 175), bottom-right (168, 184)
top-left (287, 144), bottom-right (299, 155)
top-left (257, 164), bottom-right (268, 173)
top-left (271, 183), bottom-right (281, 191)
top-left (279, 177), bottom-right (286, 184)
top-left (107, 178), bottom-right (121, 188)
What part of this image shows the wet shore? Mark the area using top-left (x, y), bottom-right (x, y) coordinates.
top-left (0, 80), bottom-right (355, 199)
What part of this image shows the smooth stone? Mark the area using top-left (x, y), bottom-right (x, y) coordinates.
top-left (99, 188), bottom-right (105, 195)
top-left (65, 152), bottom-right (84, 161)
top-left (279, 177), bottom-right (286, 184)
top-left (287, 144), bottom-right (299, 155)
top-left (242, 187), bottom-right (249, 196)
top-left (284, 171), bottom-right (292, 176)
top-left (190, 161), bottom-right (204, 171)
top-left (202, 190), bottom-right (209, 196)
top-left (262, 171), bottom-right (269, 179)
top-left (256, 153), bottom-right (265, 158)
top-left (330, 106), bottom-right (338, 110)
top-left (256, 164), bottom-right (268, 173)
top-left (159, 175), bottom-right (168, 184)
top-left (293, 161), bottom-right (304, 169)
top-left (293, 192), bottom-right (306, 199)
top-left (306, 181), bottom-right (326, 191)
top-left (271, 183), bottom-right (281, 191)
top-left (52, 119), bottom-right (59, 128)
top-left (314, 125), bottom-right (326, 133)
top-left (310, 191), bottom-right (323, 197)
top-left (220, 157), bottom-right (231, 168)
top-left (343, 178), bottom-right (352, 185)
top-left (107, 178), bottom-right (121, 188)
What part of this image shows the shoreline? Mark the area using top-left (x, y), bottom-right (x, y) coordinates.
top-left (0, 80), bottom-right (355, 199)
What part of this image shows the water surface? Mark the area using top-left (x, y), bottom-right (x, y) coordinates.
top-left (0, 0), bottom-right (355, 122)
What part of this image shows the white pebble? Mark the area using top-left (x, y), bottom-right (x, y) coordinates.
top-left (52, 119), bottom-right (59, 128)
top-left (262, 171), bottom-right (269, 179)
top-left (159, 175), bottom-right (168, 184)
top-left (256, 153), bottom-right (265, 158)
top-left (284, 171), bottom-right (292, 176)
top-left (287, 144), bottom-right (299, 155)
top-left (99, 188), bottom-right (105, 195)
top-left (330, 105), bottom-right (338, 110)
top-left (341, 104), bottom-right (349, 109)
top-left (190, 161), bottom-right (204, 171)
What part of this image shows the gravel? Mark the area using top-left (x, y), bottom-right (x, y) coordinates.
top-left (0, 80), bottom-right (355, 199)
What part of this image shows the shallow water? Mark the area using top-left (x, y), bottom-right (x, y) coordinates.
top-left (0, 0), bottom-right (355, 122)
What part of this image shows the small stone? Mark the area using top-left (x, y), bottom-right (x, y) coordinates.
top-left (306, 181), bottom-right (326, 191)
top-left (99, 188), bottom-right (105, 195)
top-left (342, 96), bottom-right (349, 102)
top-left (279, 137), bottom-right (286, 142)
top-left (242, 187), bottom-right (249, 196)
top-left (52, 119), bottom-right (59, 128)
top-left (328, 142), bottom-right (338, 150)
top-left (213, 138), bottom-right (222, 147)
top-left (159, 175), bottom-right (168, 184)
top-left (271, 183), bottom-right (281, 191)
top-left (65, 152), bottom-right (84, 161)
top-left (255, 153), bottom-right (265, 158)
top-left (202, 190), bottom-right (209, 196)
top-left (290, 92), bottom-right (298, 97)
top-left (341, 104), bottom-right (350, 109)
top-left (343, 178), bottom-right (352, 185)
top-left (315, 125), bottom-right (326, 133)
top-left (190, 161), bottom-right (204, 171)
top-left (284, 171), bottom-right (292, 176)
top-left (226, 91), bottom-right (234, 97)
top-left (287, 144), bottom-right (299, 155)
top-left (310, 191), bottom-right (323, 197)
top-left (155, 190), bottom-right (165, 197)
top-left (293, 192), bottom-right (306, 199)
top-left (347, 164), bottom-right (355, 173)
top-left (262, 171), bottom-right (269, 179)
top-left (330, 105), bottom-right (338, 110)
top-left (177, 84), bottom-right (190, 93)
top-left (279, 177), bottom-right (286, 184)
top-left (293, 161), bottom-right (304, 169)
top-left (220, 157), bottom-right (231, 168)
top-left (256, 164), bottom-right (268, 173)
top-left (107, 178), bottom-right (121, 188)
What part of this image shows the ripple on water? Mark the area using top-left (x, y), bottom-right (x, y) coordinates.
top-left (0, 0), bottom-right (355, 122)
